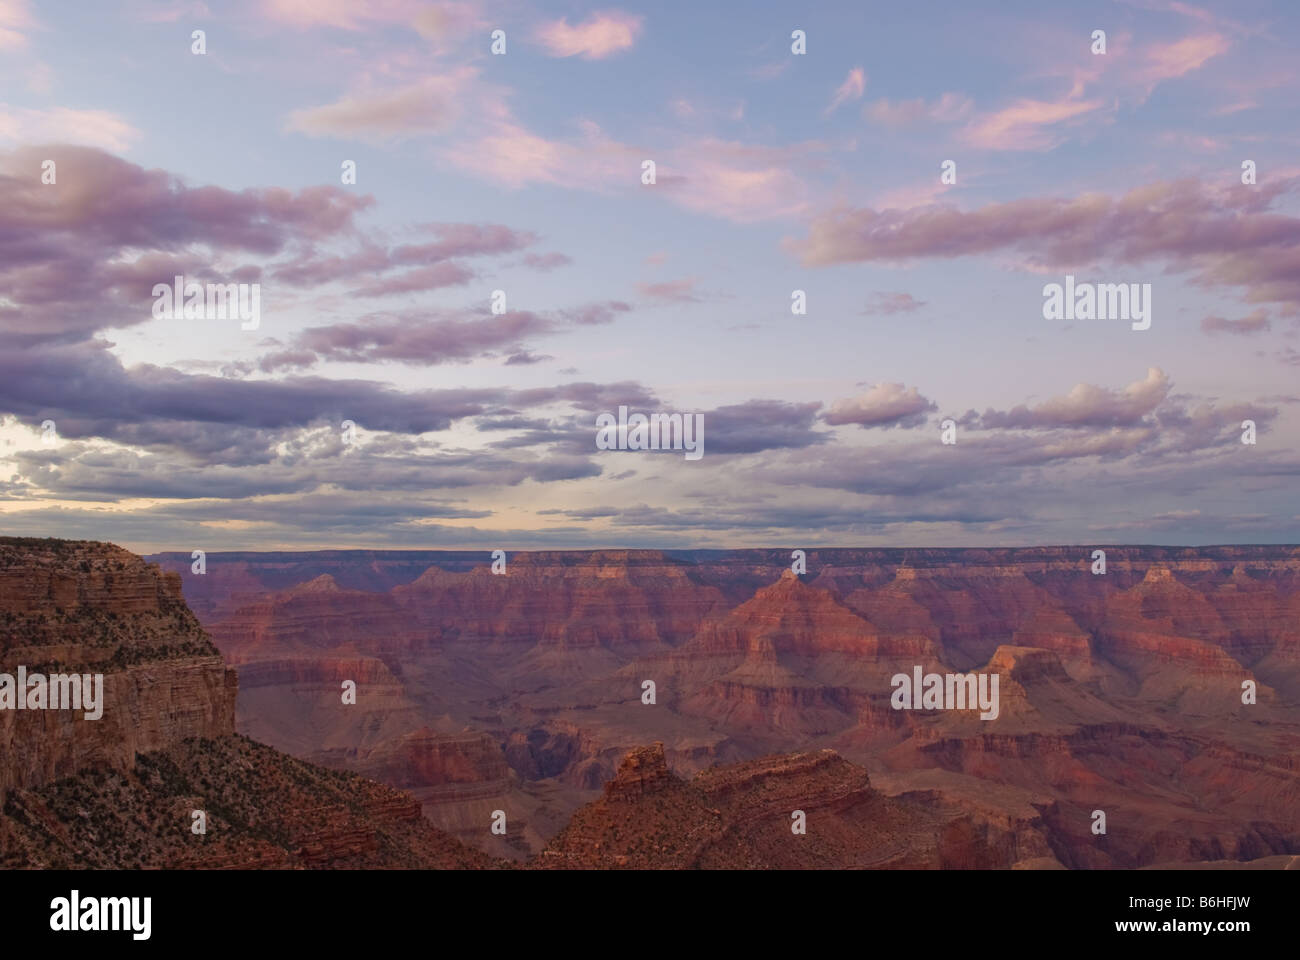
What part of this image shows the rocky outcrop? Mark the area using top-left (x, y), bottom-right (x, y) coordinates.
top-left (539, 745), bottom-right (980, 869)
top-left (603, 742), bottom-right (673, 801)
top-left (0, 538), bottom-right (236, 797)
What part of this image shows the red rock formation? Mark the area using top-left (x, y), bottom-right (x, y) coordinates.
top-left (0, 538), bottom-right (236, 797)
top-left (539, 744), bottom-right (1013, 869)
top-left (147, 544), bottom-right (1300, 869)
top-left (602, 742), bottom-right (673, 801)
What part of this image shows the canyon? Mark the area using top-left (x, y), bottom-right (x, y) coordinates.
top-left (3, 538), bottom-right (1296, 869)
top-left (134, 544), bottom-right (1300, 868)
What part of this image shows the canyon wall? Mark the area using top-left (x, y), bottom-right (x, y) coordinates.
top-left (0, 538), bottom-right (236, 797)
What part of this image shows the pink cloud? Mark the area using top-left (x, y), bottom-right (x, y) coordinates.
top-left (293, 66), bottom-right (819, 223)
top-left (962, 95), bottom-right (1106, 151)
top-left (444, 116), bottom-right (822, 222)
top-left (654, 138), bottom-right (825, 222)
top-left (825, 383), bottom-right (936, 429)
top-left (825, 67), bottom-right (865, 114)
top-left (286, 71), bottom-right (475, 141)
top-left (443, 120), bottom-right (580, 187)
top-left (0, 0), bottom-right (34, 49)
top-left (1210, 99), bottom-right (1257, 116)
top-left (636, 278), bottom-right (700, 303)
top-left (0, 106), bottom-right (138, 151)
top-left (260, 0), bottom-right (486, 55)
top-left (864, 92), bottom-right (972, 127)
top-left (1139, 0), bottom-right (1245, 33)
top-left (263, 0), bottom-right (424, 30)
top-left (533, 10), bottom-right (643, 60)
top-left (956, 28), bottom-right (1229, 153)
top-left (411, 2), bottom-right (487, 43)
top-left (967, 368), bottom-right (1171, 429)
top-left (873, 178), bottom-right (954, 210)
top-left (1141, 32), bottom-right (1231, 85)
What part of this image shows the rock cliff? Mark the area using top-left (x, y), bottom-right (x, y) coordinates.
top-left (0, 538), bottom-right (236, 797)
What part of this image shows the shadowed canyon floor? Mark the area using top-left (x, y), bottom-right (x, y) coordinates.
top-left (134, 545), bottom-right (1300, 868)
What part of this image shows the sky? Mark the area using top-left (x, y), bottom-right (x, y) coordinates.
top-left (1, 0), bottom-right (1298, 552)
